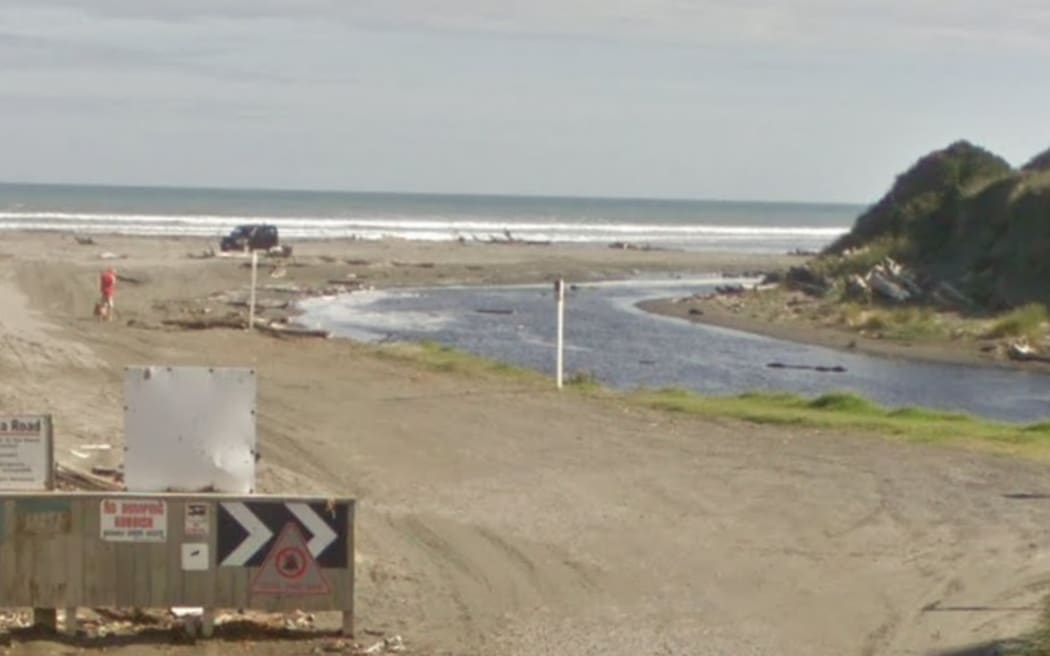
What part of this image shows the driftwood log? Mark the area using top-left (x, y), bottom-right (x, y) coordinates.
top-left (162, 316), bottom-right (246, 330)
top-left (767, 362), bottom-right (847, 373)
top-left (161, 315), bottom-right (329, 338)
top-left (252, 318), bottom-right (330, 339)
top-left (56, 462), bottom-right (123, 491)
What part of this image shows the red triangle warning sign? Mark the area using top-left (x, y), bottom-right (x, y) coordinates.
top-left (250, 522), bottom-right (331, 596)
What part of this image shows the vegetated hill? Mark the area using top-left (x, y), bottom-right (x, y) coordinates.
top-left (1023, 147), bottom-right (1050, 172)
top-left (822, 141), bottom-right (1050, 309)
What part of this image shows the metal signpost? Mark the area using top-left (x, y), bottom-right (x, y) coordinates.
top-left (554, 279), bottom-right (565, 389)
top-left (248, 249), bottom-right (259, 330)
top-left (123, 366), bottom-right (257, 494)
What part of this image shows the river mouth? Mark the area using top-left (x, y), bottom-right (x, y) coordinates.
top-left (297, 276), bottom-right (1050, 424)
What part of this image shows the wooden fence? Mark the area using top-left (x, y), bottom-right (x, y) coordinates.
top-left (0, 492), bottom-right (355, 635)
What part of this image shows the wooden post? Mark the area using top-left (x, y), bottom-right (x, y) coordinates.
top-left (45, 415), bottom-right (55, 491)
top-left (555, 279), bottom-right (565, 389)
top-left (342, 500), bottom-right (355, 637)
top-left (201, 609), bottom-right (215, 638)
top-left (248, 250), bottom-right (259, 330)
top-left (63, 607), bottom-right (77, 636)
top-left (32, 608), bottom-right (57, 631)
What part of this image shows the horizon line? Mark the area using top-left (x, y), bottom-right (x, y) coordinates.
top-left (0, 179), bottom-right (869, 208)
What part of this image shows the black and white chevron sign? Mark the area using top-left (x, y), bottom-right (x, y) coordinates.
top-left (217, 501), bottom-right (349, 568)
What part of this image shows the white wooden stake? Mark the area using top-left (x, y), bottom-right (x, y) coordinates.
top-left (555, 279), bottom-right (565, 389)
top-left (248, 249), bottom-right (259, 330)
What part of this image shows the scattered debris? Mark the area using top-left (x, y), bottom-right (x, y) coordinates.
top-left (1008, 341), bottom-right (1050, 363)
top-left (784, 266), bottom-right (830, 297)
top-left (253, 318), bottom-right (330, 339)
top-left (844, 274), bottom-right (870, 301)
top-left (715, 284), bottom-right (746, 295)
top-left (326, 279), bottom-right (367, 289)
top-left (867, 270), bottom-right (911, 303)
top-left (224, 298), bottom-right (290, 310)
top-left (170, 607), bottom-right (203, 619)
top-left (260, 283), bottom-right (305, 293)
top-left (266, 245), bottom-right (294, 258)
top-left (74, 235), bottom-right (97, 245)
top-left (475, 230), bottom-right (551, 246)
top-left (608, 241), bottom-right (657, 251)
top-left (90, 465), bottom-right (121, 479)
top-left (931, 281), bottom-right (976, 310)
top-left (361, 635), bottom-right (405, 654)
top-left (56, 462), bottom-right (123, 491)
top-left (99, 252), bottom-right (128, 260)
top-left (163, 316), bottom-right (247, 330)
top-left (767, 362), bottom-right (847, 373)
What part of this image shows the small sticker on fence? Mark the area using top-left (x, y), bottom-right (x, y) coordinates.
top-left (100, 499), bottom-right (167, 542)
top-left (182, 543), bottom-right (209, 571)
top-left (185, 503), bottom-right (209, 537)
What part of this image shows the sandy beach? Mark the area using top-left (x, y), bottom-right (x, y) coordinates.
top-left (2, 231), bottom-right (1050, 655)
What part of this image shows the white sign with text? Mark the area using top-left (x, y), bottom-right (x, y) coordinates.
top-left (100, 498), bottom-right (168, 542)
top-left (0, 415), bottom-right (53, 490)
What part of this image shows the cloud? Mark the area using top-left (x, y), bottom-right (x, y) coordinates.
top-left (11, 0), bottom-right (1050, 56)
top-left (344, 0), bottom-right (1050, 55)
top-left (0, 6), bottom-right (356, 85)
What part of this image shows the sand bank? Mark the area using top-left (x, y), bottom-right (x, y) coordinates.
top-left (0, 231), bottom-right (1046, 655)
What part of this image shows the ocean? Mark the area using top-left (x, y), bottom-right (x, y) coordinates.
top-left (0, 182), bottom-right (859, 253)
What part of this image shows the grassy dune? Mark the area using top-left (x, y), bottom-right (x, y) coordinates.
top-left (631, 388), bottom-right (1050, 459)
top-left (373, 341), bottom-right (1050, 460)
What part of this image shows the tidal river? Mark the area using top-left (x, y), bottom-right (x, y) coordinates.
top-left (298, 277), bottom-right (1050, 423)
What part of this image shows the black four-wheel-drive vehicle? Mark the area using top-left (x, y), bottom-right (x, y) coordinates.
top-left (220, 224), bottom-right (279, 252)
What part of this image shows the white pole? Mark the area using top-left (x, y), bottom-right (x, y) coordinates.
top-left (555, 279), bottom-right (565, 389)
top-left (248, 249), bottom-right (258, 330)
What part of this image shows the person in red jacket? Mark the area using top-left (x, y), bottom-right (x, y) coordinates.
top-left (98, 267), bottom-right (116, 321)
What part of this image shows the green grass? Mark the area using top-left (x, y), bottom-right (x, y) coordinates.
top-left (986, 302), bottom-right (1049, 340)
top-left (810, 236), bottom-right (912, 279)
top-left (629, 388), bottom-right (1050, 456)
top-left (564, 370), bottom-right (603, 393)
top-left (835, 304), bottom-right (948, 341)
top-left (373, 340), bottom-right (538, 379)
top-left (368, 341), bottom-right (1050, 460)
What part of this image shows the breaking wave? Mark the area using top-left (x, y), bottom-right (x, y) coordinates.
top-left (0, 211), bottom-right (847, 252)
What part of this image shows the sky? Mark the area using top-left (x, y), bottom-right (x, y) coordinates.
top-left (1, 1), bottom-right (1049, 203)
